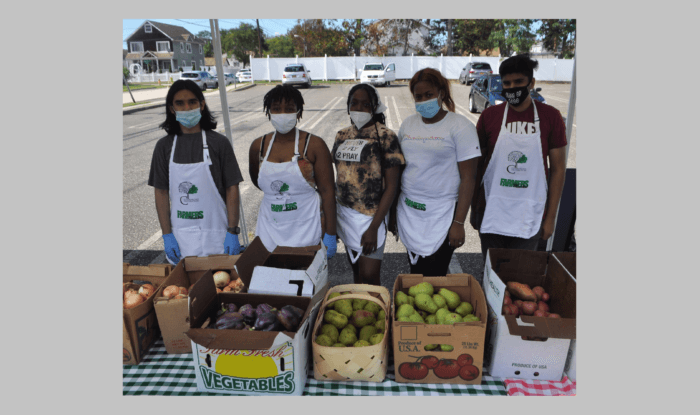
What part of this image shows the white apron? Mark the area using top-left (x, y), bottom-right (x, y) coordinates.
top-left (255, 128), bottom-right (322, 252)
top-left (480, 101), bottom-right (548, 238)
top-left (336, 203), bottom-right (388, 264)
top-left (167, 131), bottom-right (228, 265)
top-left (397, 191), bottom-right (456, 265)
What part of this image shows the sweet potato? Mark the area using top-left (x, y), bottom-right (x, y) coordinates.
top-left (506, 282), bottom-right (538, 302)
top-left (509, 304), bottom-right (520, 317)
top-left (503, 296), bottom-right (512, 306)
top-left (521, 301), bottom-right (538, 315)
top-left (537, 301), bottom-right (549, 313)
top-left (513, 300), bottom-right (524, 310)
top-left (548, 313), bottom-right (561, 318)
top-left (531, 286), bottom-right (546, 301)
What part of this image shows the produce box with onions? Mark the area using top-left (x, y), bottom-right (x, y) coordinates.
top-left (123, 263), bottom-right (173, 365)
top-left (391, 274), bottom-right (488, 385)
top-left (482, 249), bottom-right (576, 381)
top-left (235, 237), bottom-right (327, 298)
top-left (153, 255), bottom-right (244, 354)
top-left (185, 268), bottom-right (327, 396)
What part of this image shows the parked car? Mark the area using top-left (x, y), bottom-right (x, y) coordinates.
top-left (459, 62), bottom-right (493, 85)
top-left (360, 62), bottom-right (396, 87)
top-left (224, 73), bottom-right (236, 85)
top-left (180, 71), bottom-right (219, 90)
top-left (236, 69), bottom-right (252, 82)
top-left (282, 64), bottom-right (312, 88)
top-left (468, 74), bottom-right (546, 113)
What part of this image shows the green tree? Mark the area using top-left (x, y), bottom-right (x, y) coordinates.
top-left (196, 30), bottom-right (211, 39)
top-left (341, 19), bottom-right (368, 56)
top-left (424, 19), bottom-right (446, 54)
top-left (266, 35), bottom-right (296, 57)
top-left (290, 19), bottom-right (349, 57)
top-left (123, 66), bottom-right (131, 81)
top-left (538, 19), bottom-right (576, 58)
top-left (222, 23), bottom-right (269, 65)
top-left (488, 19), bottom-right (537, 58)
top-left (452, 19), bottom-right (498, 56)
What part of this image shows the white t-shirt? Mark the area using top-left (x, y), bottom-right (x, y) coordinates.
top-left (398, 112), bottom-right (481, 201)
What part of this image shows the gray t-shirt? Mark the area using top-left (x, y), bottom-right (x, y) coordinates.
top-left (148, 130), bottom-right (244, 202)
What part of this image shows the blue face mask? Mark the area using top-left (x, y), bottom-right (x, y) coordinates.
top-left (175, 108), bottom-right (202, 128)
top-left (415, 94), bottom-right (441, 119)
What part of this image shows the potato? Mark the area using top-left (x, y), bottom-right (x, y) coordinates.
top-left (531, 286), bottom-right (546, 301)
top-left (506, 282), bottom-right (538, 302)
top-left (508, 304), bottom-right (520, 317)
top-left (533, 309), bottom-right (547, 317)
top-left (521, 301), bottom-right (538, 315)
top-left (541, 292), bottom-right (550, 302)
top-left (537, 301), bottom-right (549, 313)
top-left (503, 296), bottom-right (512, 306)
top-left (504, 290), bottom-right (511, 298)
top-left (548, 313), bottom-right (561, 318)
top-left (513, 300), bottom-right (524, 311)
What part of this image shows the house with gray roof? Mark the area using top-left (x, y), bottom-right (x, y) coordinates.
top-left (124, 20), bottom-right (207, 73)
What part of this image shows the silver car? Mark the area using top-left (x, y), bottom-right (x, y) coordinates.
top-left (458, 62), bottom-right (493, 85)
top-left (282, 64), bottom-right (312, 88)
top-left (180, 71), bottom-right (219, 90)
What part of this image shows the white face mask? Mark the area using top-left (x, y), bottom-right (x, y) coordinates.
top-left (350, 111), bottom-right (373, 129)
top-left (270, 112), bottom-right (298, 134)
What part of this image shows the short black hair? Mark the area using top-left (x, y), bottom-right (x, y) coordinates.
top-left (499, 53), bottom-right (539, 84)
top-left (159, 80), bottom-right (217, 135)
top-left (346, 84), bottom-right (386, 126)
top-left (263, 85), bottom-right (305, 119)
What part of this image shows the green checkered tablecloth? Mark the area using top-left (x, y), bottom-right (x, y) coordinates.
top-left (123, 339), bottom-right (507, 396)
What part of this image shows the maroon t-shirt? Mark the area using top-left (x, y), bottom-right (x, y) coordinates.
top-left (471, 100), bottom-right (567, 230)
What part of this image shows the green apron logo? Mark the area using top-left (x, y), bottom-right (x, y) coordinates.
top-left (177, 210), bottom-right (204, 219)
top-left (199, 367), bottom-right (296, 394)
top-left (179, 181), bottom-right (200, 205)
top-left (506, 151), bottom-right (527, 174)
top-left (271, 202), bottom-right (298, 212)
top-left (499, 178), bottom-right (529, 188)
top-left (404, 197), bottom-right (426, 211)
top-left (271, 181), bottom-right (289, 195)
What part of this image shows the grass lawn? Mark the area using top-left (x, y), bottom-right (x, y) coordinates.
top-left (123, 84), bottom-right (171, 92)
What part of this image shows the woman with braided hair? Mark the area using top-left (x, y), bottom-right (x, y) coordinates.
top-left (331, 83), bottom-right (404, 285)
top-left (248, 84), bottom-right (337, 258)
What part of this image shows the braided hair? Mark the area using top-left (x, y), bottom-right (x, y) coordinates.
top-left (346, 83), bottom-right (386, 126)
top-left (263, 84), bottom-right (305, 119)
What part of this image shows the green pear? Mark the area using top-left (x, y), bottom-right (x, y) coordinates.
top-left (415, 293), bottom-right (438, 314)
top-left (333, 299), bottom-right (354, 318)
top-left (320, 324), bottom-right (339, 343)
top-left (323, 310), bottom-right (348, 330)
top-left (359, 325), bottom-right (378, 342)
top-left (328, 292), bottom-right (342, 301)
top-left (315, 334), bottom-right (334, 347)
top-left (438, 288), bottom-right (461, 309)
top-left (408, 312), bottom-right (425, 323)
top-left (369, 333), bottom-right (384, 345)
top-left (424, 344), bottom-right (439, 351)
top-left (432, 294), bottom-right (447, 309)
top-left (353, 340), bottom-right (371, 347)
top-left (440, 344), bottom-right (454, 352)
top-left (443, 312), bottom-right (463, 325)
top-left (397, 304), bottom-right (416, 319)
top-left (332, 343), bottom-right (345, 347)
top-left (455, 301), bottom-right (474, 317)
top-left (395, 291), bottom-right (409, 307)
top-left (425, 314), bottom-right (437, 324)
top-left (377, 309), bottom-right (386, 321)
top-left (338, 326), bottom-right (358, 346)
top-left (408, 282), bottom-right (434, 297)
top-left (352, 299), bottom-right (368, 311)
top-left (350, 310), bottom-right (376, 328)
top-left (436, 308), bottom-right (450, 324)
top-left (407, 296), bottom-right (415, 307)
top-left (375, 319), bottom-right (386, 333)
top-left (363, 301), bottom-right (382, 316)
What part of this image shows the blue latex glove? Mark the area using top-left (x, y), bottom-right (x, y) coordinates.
top-left (224, 232), bottom-right (242, 255)
top-left (162, 233), bottom-right (181, 264)
top-left (322, 233), bottom-right (337, 259)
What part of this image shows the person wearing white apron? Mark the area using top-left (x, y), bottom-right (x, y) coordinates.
top-left (470, 54), bottom-right (568, 262)
top-left (394, 68), bottom-right (481, 277)
top-left (248, 85), bottom-right (337, 257)
top-left (149, 80), bottom-right (244, 265)
top-left (332, 84), bottom-right (404, 285)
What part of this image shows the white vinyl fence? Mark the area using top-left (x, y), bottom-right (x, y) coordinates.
top-left (250, 55), bottom-right (574, 82)
top-left (126, 68), bottom-right (248, 84)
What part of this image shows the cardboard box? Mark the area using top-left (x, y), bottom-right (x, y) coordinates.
top-left (312, 284), bottom-right (391, 382)
top-left (185, 270), bottom-right (327, 396)
top-left (392, 274), bottom-right (488, 385)
top-left (153, 254), bottom-right (242, 354)
top-left (236, 237), bottom-right (328, 298)
top-left (555, 252), bottom-right (577, 382)
top-left (123, 263), bottom-right (172, 365)
top-left (482, 249), bottom-right (576, 381)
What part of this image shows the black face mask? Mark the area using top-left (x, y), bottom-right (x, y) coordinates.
top-left (502, 86), bottom-right (530, 106)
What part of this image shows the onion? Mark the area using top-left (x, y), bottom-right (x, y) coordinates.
top-left (174, 294), bottom-right (187, 300)
top-left (213, 271), bottom-right (231, 288)
top-left (163, 285), bottom-right (179, 299)
top-left (124, 289), bottom-right (138, 300)
top-left (124, 292), bottom-right (144, 309)
top-left (222, 286), bottom-right (232, 292)
top-left (178, 287), bottom-right (188, 295)
top-left (138, 284), bottom-right (155, 299)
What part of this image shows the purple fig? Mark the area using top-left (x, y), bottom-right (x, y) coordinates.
top-left (277, 305), bottom-right (305, 331)
top-left (254, 312), bottom-right (283, 331)
top-left (216, 312), bottom-right (246, 330)
top-left (239, 304), bottom-right (257, 325)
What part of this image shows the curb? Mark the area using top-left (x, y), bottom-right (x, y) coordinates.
top-left (123, 83), bottom-right (257, 115)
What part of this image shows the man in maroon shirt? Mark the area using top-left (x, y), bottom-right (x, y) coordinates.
top-left (470, 54), bottom-right (567, 262)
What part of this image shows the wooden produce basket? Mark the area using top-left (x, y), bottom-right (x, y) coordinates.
top-left (312, 284), bottom-right (391, 382)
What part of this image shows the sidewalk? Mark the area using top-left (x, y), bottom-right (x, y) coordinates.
top-left (123, 82), bottom-right (256, 114)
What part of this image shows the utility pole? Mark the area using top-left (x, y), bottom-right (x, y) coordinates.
top-left (256, 19), bottom-right (262, 58)
top-left (446, 19), bottom-right (453, 56)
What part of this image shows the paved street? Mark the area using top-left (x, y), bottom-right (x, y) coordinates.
top-left (123, 81), bottom-right (576, 293)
